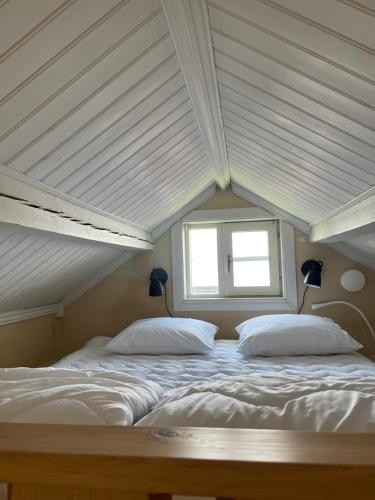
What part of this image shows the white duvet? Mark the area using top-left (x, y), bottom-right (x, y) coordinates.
top-left (137, 375), bottom-right (375, 432)
top-left (0, 368), bottom-right (162, 426)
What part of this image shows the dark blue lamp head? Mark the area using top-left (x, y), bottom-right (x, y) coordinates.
top-left (149, 267), bottom-right (168, 296)
top-left (301, 260), bottom-right (323, 288)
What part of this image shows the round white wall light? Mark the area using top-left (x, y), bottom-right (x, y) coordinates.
top-left (340, 269), bottom-right (366, 292)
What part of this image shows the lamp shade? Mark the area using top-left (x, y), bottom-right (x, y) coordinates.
top-left (149, 280), bottom-right (164, 296)
top-left (301, 260), bottom-right (323, 288)
top-left (149, 268), bottom-right (168, 297)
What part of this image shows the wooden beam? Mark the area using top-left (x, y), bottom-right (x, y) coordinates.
top-left (1, 424), bottom-right (375, 500)
top-left (0, 304), bottom-right (63, 326)
top-left (161, 0), bottom-right (230, 189)
top-left (310, 187), bottom-right (375, 243)
top-left (0, 168), bottom-right (153, 250)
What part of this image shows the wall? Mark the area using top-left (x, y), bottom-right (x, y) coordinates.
top-left (62, 188), bottom-right (375, 357)
top-left (0, 315), bottom-right (62, 367)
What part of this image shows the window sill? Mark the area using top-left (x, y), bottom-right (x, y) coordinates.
top-left (173, 297), bottom-right (298, 312)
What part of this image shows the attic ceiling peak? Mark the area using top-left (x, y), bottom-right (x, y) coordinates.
top-left (161, 0), bottom-right (230, 189)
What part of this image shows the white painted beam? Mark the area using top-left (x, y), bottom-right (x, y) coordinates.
top-left (0, 168), bottom-right (153, 250)
top-left (310, 187), bottom-right (375, 243)
top-left (232, 183), bottom-right (310, 233)
top-left (0, 304), bottom-right (63, 327)
top-left (161, 0), bottom-right (230, 189)
top-left (0, 196), bottom-right (152, 250)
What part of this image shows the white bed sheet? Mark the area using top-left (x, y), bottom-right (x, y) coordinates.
top-left (55, 337), bottom-right (375, 391)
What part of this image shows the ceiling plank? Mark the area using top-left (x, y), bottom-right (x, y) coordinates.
top-left (310, 187), bottom-right (375, 243)
top-left (232, 183), bottom-right (310, 234)
top-left (0, 168), bottom-right (153, 250)
top-left (161, 0), bottom-right (230, 189)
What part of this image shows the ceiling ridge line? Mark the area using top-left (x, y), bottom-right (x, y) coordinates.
top-left (161, 0), bottom-right (230, 189)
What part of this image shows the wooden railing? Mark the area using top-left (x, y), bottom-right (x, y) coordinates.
top-left (0, 423), bottom-right (375, 500)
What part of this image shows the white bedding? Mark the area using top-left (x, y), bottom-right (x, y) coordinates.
top-left (137, 374), bottom-right (375, 432)
top-left (0, 368), bottom-right (161, 425)
top-left (55, 337), bottom-right (375, 390)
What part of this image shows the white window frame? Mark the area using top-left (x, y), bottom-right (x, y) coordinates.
top-left (223, 220), bottom-right (280, 297)
top-left (171, 208), bottom-right (297, 311)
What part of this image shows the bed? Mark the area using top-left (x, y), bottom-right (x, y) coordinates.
top-left (55, 337), bottom-right (375, 390)
top-left (2, 336), bottom-right (375, 499)
top-left (54, 337), bottom-right (375, 432)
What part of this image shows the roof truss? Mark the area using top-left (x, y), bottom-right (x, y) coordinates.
top-left (0, 168), bottom-right (153, 250)
top-left (310, 187), bottom-right (375, 243)
top-left (161, 0), bottom-right (230, 189)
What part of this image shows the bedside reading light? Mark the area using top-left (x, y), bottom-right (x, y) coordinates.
top-left (149, 267), bottom-right (168, 297)
top-left (312, 301), bottom-right (375, 343)
top-left (301, 260), bottom-right (323, 288)
top-left (298, 260), bottom-right (324, 314)
top-left (149, 267), bottom-right (172, 317)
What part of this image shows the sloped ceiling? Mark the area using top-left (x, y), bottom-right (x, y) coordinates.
top-left (0, 0), bottom-right (374, 315)
top-left (0, 223), bottom-right (123, 313)
top-left (210, 0), bottom-right (375, 223)
top-left (0, 0), bottom-right (213, 229)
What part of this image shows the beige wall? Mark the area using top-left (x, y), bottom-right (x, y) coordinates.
top-left (62, 189), bottom-right (375, 357)
top-left (0, 315), bottom-right (62, 367)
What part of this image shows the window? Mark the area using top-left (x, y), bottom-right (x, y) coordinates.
top-left (172, 208), bottom-right (297, 311)
top-left (185, 220), bottom-right (280, 298)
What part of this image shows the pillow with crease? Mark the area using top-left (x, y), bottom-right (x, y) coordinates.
top-left (105, 317), bottom-right (218, 355)
top-left (236, 314), bottom-right (362, 356)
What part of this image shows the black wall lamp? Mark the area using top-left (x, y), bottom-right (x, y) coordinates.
top-left (301, 259), bottom-right (323, 288)
top-left (149, 267), bottom-right (168, 296)
top-left (298, 260), bottom-right (324, 314)
top-left (149, 267), bottom-right (172, 316)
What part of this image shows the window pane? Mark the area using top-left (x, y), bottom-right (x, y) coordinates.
top-left (232, 231), bottom-right (269, 258)
top-left (189, 228), bottom-right (219, 295)
top-left (233, 260), bottom-right (270, 287)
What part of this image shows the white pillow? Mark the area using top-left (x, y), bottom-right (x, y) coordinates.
top-left (105, 317), bottom-right (218, 355)
top-left (236, 314), bottom-right (362, 356)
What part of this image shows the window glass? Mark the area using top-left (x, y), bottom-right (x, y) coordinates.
top-left (231, 230), bottom-right (270, 288)
top-left (232, 231), bottom-right (269, 258)
top-left (188, 227), bottom-right (219, 295)
top-left (233, 261), bottom-right (270, 287)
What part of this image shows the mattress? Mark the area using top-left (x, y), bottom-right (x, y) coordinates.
top-left (55, 337), bottom-right (375, 391)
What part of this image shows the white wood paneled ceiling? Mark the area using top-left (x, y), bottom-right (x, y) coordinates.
top-left (0, 223), bottom-right (123, 314)
top-left (210, 0), bottom-right (375, 223)
top-left (0, 0), bottom-right (374, 317)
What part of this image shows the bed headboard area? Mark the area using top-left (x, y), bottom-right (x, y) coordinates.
top-left (60, 191), bottom-right (375, 359)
